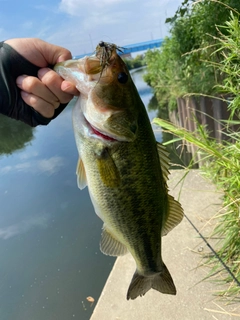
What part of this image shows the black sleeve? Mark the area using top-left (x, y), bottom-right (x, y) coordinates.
top-left (0, 41), bottom-right (68, 127)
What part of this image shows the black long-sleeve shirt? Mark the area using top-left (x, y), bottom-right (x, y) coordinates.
top-left (0, 41), bottom-right (67, 127)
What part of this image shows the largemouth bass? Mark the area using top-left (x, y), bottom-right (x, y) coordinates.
top-left (54, 42), bottom-right (184, 300)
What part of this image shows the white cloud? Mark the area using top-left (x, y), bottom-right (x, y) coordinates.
top-left (59, 0), bottom-right (82, 16)
top-left (37, 157), bottom-right (65, 174)
top-left (1, 166), bottom-right (12, 174)
top-left (46, 0), bottom-right (182, 55)
top-left (0, 156), bottom-right (65, 176)
top-left (18, 151), bottom-right (39, 160)
top-left (81, 10), bottom-right (129, 30)
top-left (0, 215), bottom-right (50, 240)
top-left (59, 0), bottom-right (131, 16)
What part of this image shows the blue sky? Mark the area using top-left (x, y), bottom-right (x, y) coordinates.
top-left (1, 0), bottom-right (182, 56)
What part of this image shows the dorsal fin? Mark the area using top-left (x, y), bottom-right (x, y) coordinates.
top-left (157, 142), bottom-right (170, 182)
top-left (162, 195), bottom-right (184, 236)
top-left (100, 225), bottom-right (128, 256)
top-left (76, 158), bottom-right (87, 190)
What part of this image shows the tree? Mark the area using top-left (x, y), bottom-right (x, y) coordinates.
top-left (145, 0), bottom-right (240, 110)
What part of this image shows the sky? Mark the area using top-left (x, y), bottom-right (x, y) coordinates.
top-left (0, 0), bottom-right (182, 56)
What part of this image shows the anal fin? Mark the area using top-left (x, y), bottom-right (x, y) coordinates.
top-left (162, 195), bottom-right (184, 236)
top-left (100, 226), bottom-right (128, 256)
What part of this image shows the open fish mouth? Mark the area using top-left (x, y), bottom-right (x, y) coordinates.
top-left (82, 114), bottom-right (118, 142)
top-left (89, 122), bottom-right (117, 142)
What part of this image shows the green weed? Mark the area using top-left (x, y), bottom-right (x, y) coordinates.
top-left (152, 8), bottom-right (240, 299)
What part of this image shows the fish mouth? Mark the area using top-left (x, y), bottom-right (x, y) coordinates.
top-left (90, 123), bottom-right (117, 142)
top-left (84, 116), bottom-right (118, 142)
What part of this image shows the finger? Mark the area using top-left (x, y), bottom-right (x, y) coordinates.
top-left (38, 68), bottom-right (74, 103)
top-left (61, 80), bottom-right (79, 96)
top-left (21, 91), bottom-right (55, 118)
top-left (17, 74), bottom-right (60, 106)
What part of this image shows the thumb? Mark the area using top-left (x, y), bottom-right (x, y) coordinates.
top-left (37, 40), bottom-right (73, 65)
top-left (5, 38), bottom-right (72, 67)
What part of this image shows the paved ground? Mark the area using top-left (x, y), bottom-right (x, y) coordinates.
top-left (90, 170), bottom-right (240, 320)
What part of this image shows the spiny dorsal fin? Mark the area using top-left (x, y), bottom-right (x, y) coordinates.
top-left (76, 158), bottom-right (87, 190)
top-left (100, 226), bottom-right (128, 256)
top-left (162, 195), bottom-right (184, 236)
top-left (157, 142), bottom-right (170, 182)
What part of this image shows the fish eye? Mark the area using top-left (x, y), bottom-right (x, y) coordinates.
top-left (117, 72), bottom-right (128, 84)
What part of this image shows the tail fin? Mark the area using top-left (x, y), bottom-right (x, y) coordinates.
top-left (127, 264), bottom-right (176, 300)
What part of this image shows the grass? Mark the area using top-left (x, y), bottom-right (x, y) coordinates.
top-left (154, 116), bottom-right (240, 300)
top-left (152, 9), bottom-right (240, 300)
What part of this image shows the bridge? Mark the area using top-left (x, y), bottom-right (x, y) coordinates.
top-left (74, 39), bottom-right (163, 59)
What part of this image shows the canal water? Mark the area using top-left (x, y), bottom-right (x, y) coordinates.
top-left (0, 68), bottom-right (160, 320)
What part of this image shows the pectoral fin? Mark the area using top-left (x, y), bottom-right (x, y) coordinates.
top-left (76, 158), bottom-right (87, 190)
top-left (100, 226), bottom-right (128, 256)
top-left (162, 195), bottom-right (184, 236)
top-left (96, 148), bottom-right (120, 188)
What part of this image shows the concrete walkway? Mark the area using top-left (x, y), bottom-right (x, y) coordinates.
top-left (90, 170), bottom-right (240, 320)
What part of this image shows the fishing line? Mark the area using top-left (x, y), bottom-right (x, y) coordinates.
top-left (184, 213), bottom-right (240, 287)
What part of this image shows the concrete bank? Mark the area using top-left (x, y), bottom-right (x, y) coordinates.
top-left (90, 170), bottom-right (240, 320)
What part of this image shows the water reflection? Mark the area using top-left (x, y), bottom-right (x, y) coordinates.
top-left (0, 69), bottom-right (166, 320)
top-left (0, 114), bottom-right (35, 155)
top-left (0, 156), bottom-right (65, 175)
top-left (131, 68), bottom-right (162, 143)
top-left (0, 100), bottom-right (115, 320)
top-left (0, 214), bottom-right (50, 240)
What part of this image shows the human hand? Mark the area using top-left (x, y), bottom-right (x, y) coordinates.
top-left (5, 38), bottom-right (79, 118)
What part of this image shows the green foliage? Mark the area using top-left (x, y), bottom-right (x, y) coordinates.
top-left (123, 54), bottom-right (146, 70)
top-left (213, 11), bottom-right (240, 119)
top-left (165, 0), bottom-right (194, 23)
top-left (144, 38), bottom-right (181, 111)
top-left (152, 7), bottom-right (240, 298)
top-left (144, 0), bottom-right (240, 117)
